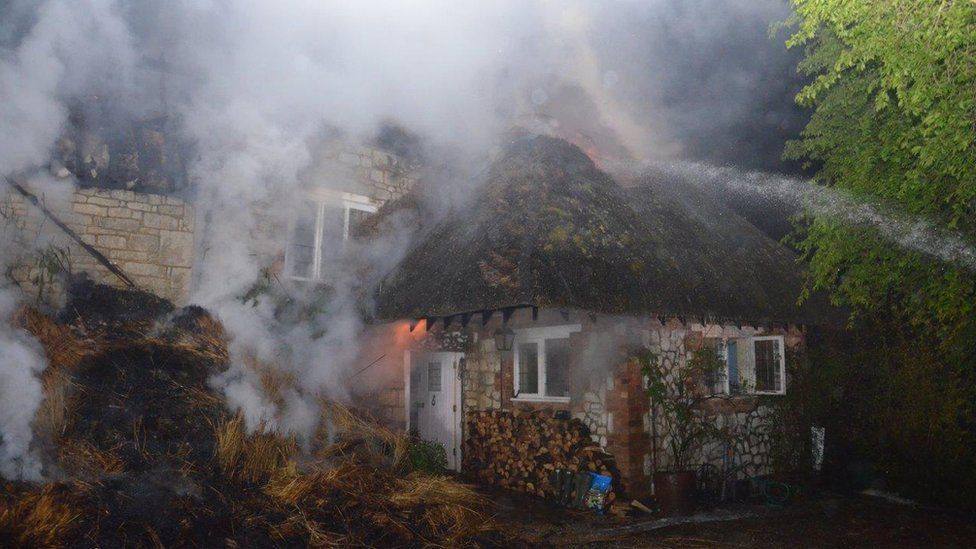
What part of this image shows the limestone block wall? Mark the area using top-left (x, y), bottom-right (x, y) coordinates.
top-left (2, 185), bottom-right (194, 305)
top-left (311, 142), bottom-right (419, 205)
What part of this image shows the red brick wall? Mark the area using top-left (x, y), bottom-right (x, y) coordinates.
top-left (605, 358), bottom-right (653, 498)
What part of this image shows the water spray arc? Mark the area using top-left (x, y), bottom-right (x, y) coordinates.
top-left (645, 160), bottom-right (976, 273)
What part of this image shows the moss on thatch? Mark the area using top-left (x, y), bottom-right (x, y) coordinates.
top-left (371, 135), bottom-right (836, 325)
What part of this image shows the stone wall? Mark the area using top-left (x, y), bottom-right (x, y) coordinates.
top-left (307, 142), bottom-right (419, 205)
top-left (449, 310), bottom-right (804, 498)
top-left (2, 185), bottom-right (194, 305)
top-left (644, 320), bottom-right (804, 480)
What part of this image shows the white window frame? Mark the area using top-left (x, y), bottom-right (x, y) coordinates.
top-left (749, 335), bottom-right (786, 395)
top-left (285, 190), bottom-right (377, 282)
top-left (511, 324), bottom-right (581, 403)
top-left (712, 335), bottom-right (788, 396)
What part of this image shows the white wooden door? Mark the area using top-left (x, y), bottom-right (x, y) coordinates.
top-left (412, 351), bottom-right (463, 471)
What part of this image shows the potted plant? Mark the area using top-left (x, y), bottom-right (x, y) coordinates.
top-left (635, 347), bottom-right (725, 515)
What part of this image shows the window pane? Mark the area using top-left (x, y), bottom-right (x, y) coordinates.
top-left (287, 200), bottom-right (317, 279)
top-left (317, 205), bottom-right (346, 277)
top-left (702, 338), bottom-right (725, 393)
top-left (754, 339), bottom-right (778, 392)
top-left (545, 338), bottom-right (570, 397)
top-left (427, 361), bottom-right (441, 392)
top-left (348, 208), bottom-right (372, 239)
top-left (727, 341), bottom-right (739, 394)
top-left (518, 342), bottom-right (539, 394)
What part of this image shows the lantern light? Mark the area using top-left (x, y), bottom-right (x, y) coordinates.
top-left (493, 327), bottom-right (515, 351)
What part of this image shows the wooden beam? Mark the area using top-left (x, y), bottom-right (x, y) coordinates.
top-left (6, 177), bottom-right (136, 288)
top-left (502, 307), bottom-right (515, 325)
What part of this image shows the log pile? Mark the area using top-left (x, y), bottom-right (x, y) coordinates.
top-left (463, 409), bottom-right (621, 507)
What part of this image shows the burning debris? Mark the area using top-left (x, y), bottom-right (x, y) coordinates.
top-left (0, 282), bottom-right (503, 547)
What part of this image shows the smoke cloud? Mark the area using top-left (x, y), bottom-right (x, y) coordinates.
top-left (0, 0), bottom-right (828, 453)
top-left (0, 289), bottom-right (47, 480)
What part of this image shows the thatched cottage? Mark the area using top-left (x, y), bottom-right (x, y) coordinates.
top-left (4, 123), bottom-right (834, 501)
top-left (367, 136), bottom-right (835, 498)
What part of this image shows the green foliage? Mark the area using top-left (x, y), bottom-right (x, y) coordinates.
top-left (408, 438), bottom-right (448, 475)
top-left (636, 348), bottom-right (725, 471)
top-left (767, 327), bottom-right (976, 508)
top-left (30, 245), bottom-right (70, 302)
top-left (782, 1), bottom-right (976, 508)
top-left (784, 0), bottom-right (976, 337)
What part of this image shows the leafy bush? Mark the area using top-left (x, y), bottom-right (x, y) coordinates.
top-left (408, 439), bottom-right (448, 475)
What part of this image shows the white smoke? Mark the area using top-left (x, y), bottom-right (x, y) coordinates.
top-left (0, 0), bottom-right (136, 481)
top-left (3, 0), bottom-right (967, 451)
top-left (0, 288), bottom-right (47, 480)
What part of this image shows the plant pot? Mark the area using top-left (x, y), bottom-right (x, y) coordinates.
top-left (654, 470), bottom-right (697, 516)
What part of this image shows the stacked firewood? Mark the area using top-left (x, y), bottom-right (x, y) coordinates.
top-left (463, 409), bottom-right (620, 507)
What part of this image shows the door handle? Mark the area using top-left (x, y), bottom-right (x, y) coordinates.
top-left (431, 394), bottom-right (436, 406)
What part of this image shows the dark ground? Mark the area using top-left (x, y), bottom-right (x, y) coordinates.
top-left (490, 489), bottom-right (976, 548)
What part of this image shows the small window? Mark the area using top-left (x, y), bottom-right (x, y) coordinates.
top-left (427, 361), bottom-right (442, 392)
top-left (667, 335), bottom-right (788, 396)
top-left (285, 194), bottom-right (376, 282)
top-left (512, 325), bottom-right (580, 402)
top-left (727, 335), bottom-right (786, 395)
top-left (753, 338), bottom-right (782, 393)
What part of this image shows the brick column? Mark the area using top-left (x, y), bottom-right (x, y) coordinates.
top-left (605, 358), bottom-right (653, 498)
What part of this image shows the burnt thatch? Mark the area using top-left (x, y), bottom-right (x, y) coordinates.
top-left (372, 135), bottom-right (836, 325)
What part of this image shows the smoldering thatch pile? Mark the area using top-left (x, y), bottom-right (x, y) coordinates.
top-left (1, 282), bottom-right (503, 547)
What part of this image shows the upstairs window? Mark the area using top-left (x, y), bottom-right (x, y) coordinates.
top-left (285, 194), bottom-right (376, 282)
top-left (512, 325), bottom-right (580, 402)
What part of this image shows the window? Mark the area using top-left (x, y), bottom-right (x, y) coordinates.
top-left (427, 361), bottom-right (442, 392)
top-left (702, 338), bottom-right (727, 395)
top-left (724, 335), bottom-right (786, 395)
top-left (512, 324), bottom-right (580, 402)
top-left (285, 192), bottom-right (377, 281)
top-left (753, 337), bottom-right (783, 393)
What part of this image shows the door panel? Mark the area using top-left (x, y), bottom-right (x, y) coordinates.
top-left (411, 352), bottom-right (462, 471)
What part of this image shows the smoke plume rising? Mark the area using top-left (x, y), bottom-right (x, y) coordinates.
top-left (0, 0), bottom-right (866, 469)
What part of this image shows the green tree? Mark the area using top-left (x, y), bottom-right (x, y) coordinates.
top-left (785, 0), bottom-right (976, 340)
top-left (783, 0), bottom-right (976, 507)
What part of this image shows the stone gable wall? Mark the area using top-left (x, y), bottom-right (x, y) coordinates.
top-left (315, 143), bottom-right (418, 204)
top-left (2, 185), bottom-right (194, 305)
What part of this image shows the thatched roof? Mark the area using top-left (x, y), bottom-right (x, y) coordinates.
top-left (371, 136), bottom-right (836, 325)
